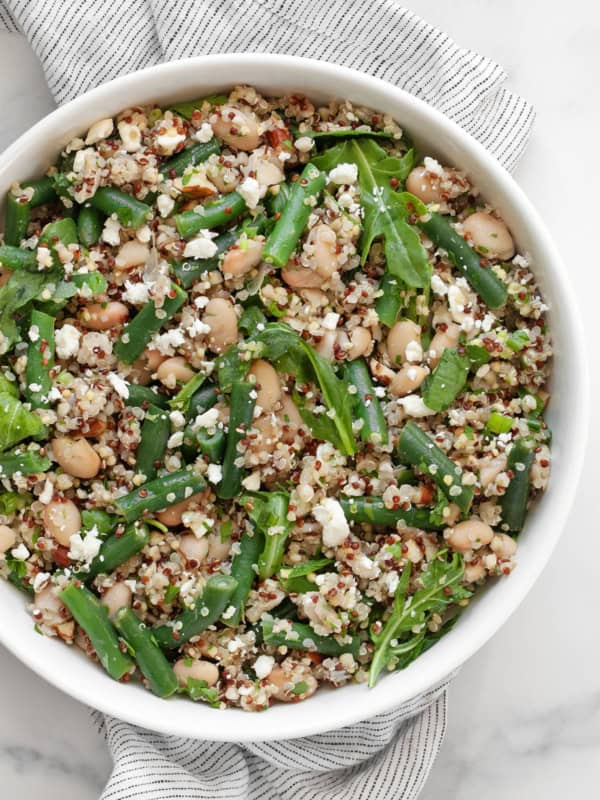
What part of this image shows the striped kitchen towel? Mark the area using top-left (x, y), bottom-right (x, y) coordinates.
top-left (0, 2), bottom-right (533, 798)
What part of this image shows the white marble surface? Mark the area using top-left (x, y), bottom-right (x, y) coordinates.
top-left (0, 1), bottom-right (598, 796)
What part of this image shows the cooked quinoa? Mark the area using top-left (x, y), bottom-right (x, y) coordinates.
top-left (0, 86), bottom-right (552, 710)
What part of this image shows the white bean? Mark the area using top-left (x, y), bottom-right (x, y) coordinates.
top-left (479, 455), bottom-right (507, 488)
top-left (281, 264), bottom-right (323, 289)
top-left (174, 658), bottom-right (219, 687)
top-left (156, 492), bottom-right (205, 527)
top-left (464, 562), bottom-right (486, 583)
top-left (221, 237), bottom-right (264, 277)
top-left (115, 240), bottom-right (149, 270)
top-left (347, 327), bottom-right (373, 360)
top-left (101, 582), bottom-right (132, 619)
top-left (212, 106), bottom-right (261, 151)
top-left (34, 585), bottom-right (66, 627)
top-left (315, 330), bottom-right (337, 361)
top-left (306, 224), bottom-right (338, 278)
top-left (80, 302), bottom-right (129, 331)
top-left (447, 519), bottom-right (494, 553)
top-left (462, 211), bottom-right (515, 260)
top-left (43, 498), bottom-right (81, 546)
top-left (157, 357), bottom-right (195, 388)
top-left (428, 323), bottom-right (461, 367)
top-left (491, 533), bottom-right (517, 558)
top-left (406, 166), bottom-right (444, 204)
top-left (203, 297), bottom-right (239, 354)
top-left (389, 364), bottom-right (428, 397)
top-left (178, 534), bottom-right (208, 566)
top-left (387, 320), bottom-right (421, 366)
top-left (207, 532), bottom-right (232, 562)
top-left (248, 360), bottom-right (281, 411)
top-left (51, 437), bottom-right (101, 479)
top-left (279, 393), bottom-right (304, 427)
top-left (0, 524), bottom-right (16, 553)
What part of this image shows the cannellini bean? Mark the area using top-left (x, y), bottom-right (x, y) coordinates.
top-left (347, 327), bottom-right (373, 360)
top-left (479, 455), bottom-right (507, 488)
top-left (389, 364), bottom-right (429, 397)
top-left (387, 320), bottom-right (421, 366)
top-left (267, 665), bottom-right (291, 700)
top-left (127, 349), bottom-right (166, 386)
top-left (180, 173), bottom-right (218, 198)
top-left (491, 533), bottom-right (517, 558)
top-left (115, 240), bottom-right (149, 270)
top-left (51, 436), bottom-right (101, 479)
top-left (279, 393), bottom-right (304, 427)
top-left (101, 582), bottom-right (132, 619)
top-left (221, 237), bottom-right (264, 276)
top-left (428, 323), bottom-right (461, 367)
top-left (174, 658), bottom-right (219, 687)
top-left (157, 356), bottom-right (196, 388)
top-left (203, 298), bottom-right (239, 353)
top-left (315, 330), bottom-right (337, 361)
top-left (80, 302), bottom-right (129, 331)
top-left (248, 360), bottom-right (281, 411)
top-left (281, 264), bottom-right (323, 289)
top-left (255, 159), bottom-right (284, 186)
top-left (447, 519), bottom-right (494, 553)
top-left (212, 106), bottom-right (261, 151)
top-left (307, 224), bottom-right (338, 279)
top-left (178, 533), bottom-right (209, 565)
top-left (462, 211), bottom-right (515, 260)
top-left (145, 348), bottom-right (167, 371)
top-left (43, 498), bottom-right (81, 546)
top-left (156, 492), bottom-right (205, 527)
top-left (0, 524), bottom-right (16, 553)
top-left (369, 358), bottom-right (395, 385)
top-left (34, 585), bottom-right (66, 627)
top-left (464, 562), bottom-right (486, 583)
top-left (406, 166), bottom-right (444, 204)
top-left (207, 532), bottom-right (232, 562)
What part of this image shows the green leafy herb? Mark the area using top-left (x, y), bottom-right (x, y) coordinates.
top-left (0, 271), bottom-right (53, 350)
top-left (0, 393), bottom-right (45, 452)
top-left (168, 371), bottom-right (205, 413)
top-left (164, 584), bottom-right (180, 605)
top-left (486, 412), bottom-right (513, 435)
top-left (302, 127), bottom-right (396, 141)
top-left (421, 349), bottom-right (469, 412)
top-left (506, 329), bottom-right (530, 352)
top-left (278, 557), bottom-right (334, 594)
top-left (185, 678), bottom-right (220, 707)
top-left (0, 491), bottom-right (30, 515)
top-left (292, 681), bottom-right (309, 695)
top-left (241, 491), bottom-right (292, 580)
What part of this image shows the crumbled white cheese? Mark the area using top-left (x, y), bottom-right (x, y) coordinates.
top-left (238, 177), bottom-right (261, 210)
top-left (192, 407), bottom-right (220, 433)
top-left (36, 246), bottom-right (53, 271)
top-left (328, 163), bottom-right (358, 185)
top-left (68, 525), bottom-right (102, 566)
top-left (102, 216), bottom-right (121, 246)
top-left (157, 194), bottom-right (175, 218)
top-left (107, 372), bottom-right (130, 399)
top-left (253, 654), bottom-right (275, 679)
top-left (423, 156), bottom-right (444, 176)
top-left (398, 395), bottom-right (437, 417)
top-left (122, 280), bottom-right (151, 305)
top-left (169, 410), bottom-right (186, 428)
top-left (430, 274), bottom-right (448, 296)
top-left (152, 328), bottom-right (186, 355)
top-left (194, 123), bottom-right (214, 143)
top-left (11, 543), bottom-right (29, 561)
top-left (39, 479), bottom-right (54, 505)
top-left (167, 431), bottom-right (184, 449)
top-left (241, 470), bottom-right (261, 491)
top-left (28, 325), bottom-right (40, 342)
top-left (183, 231), bottom-right (219, 259)
top-left (322, 312), bottom-right (340, 331)
top-left (313, 497), bottom-right (350, 548)
top-left (405, 340), bottom-right (423, 363)
top-left (294, 136), bottom-right (314, 153)
top-left (207, 463), bottom-right (223, 484)
top-left (55, 324), bottom-right (81, 360)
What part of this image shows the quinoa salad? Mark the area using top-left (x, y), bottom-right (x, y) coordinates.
top-left (0, 86), bottom-right (552, 710)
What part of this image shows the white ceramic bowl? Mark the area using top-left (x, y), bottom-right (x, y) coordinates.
top-left (0, 54), bottom-right (588, 741)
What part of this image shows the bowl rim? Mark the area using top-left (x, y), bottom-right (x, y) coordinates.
top-left (0, 52), bottom-right (590, 741)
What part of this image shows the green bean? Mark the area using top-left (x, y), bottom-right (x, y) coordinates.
top-left (170, 95), bottom-right (228, 119)
top-left (500, 438), bottom-right (535, 532)
top-left (160, 140), bottom-right (220, 178)
top-left (253, 493), bottom-right (291, 581)
top-left (196, 428), bottom-right (226, 462)
top-left (125, 383), bottom-right (169, 409)
top-left (265, 182), bottom-right (292, 216)
top-left (397, 422), bottom-right (474, 513)
top-left (345, 358), bottom-right (388, 445)
top-left (113, 607), bottom-right (178, 698)
top-left (168, 371), bottom-right (204, 413)
top-left (262, 163), bottom-right (326, 267)
top-left (217, 381), bottom-right (256, 499)
top-left (417, 213), bottom-right (508, 308)
top-left (376, 270), bottom-right (403, 327)
top-left (4, 194), bottom-right (30, 246)
top-left (340, 497), bottom-right (443, 531)
top-left (175, 192), bottom-right (247, 239)
top-left (0, 245), bottom-right (37, 272)
top-left (136, 404), bottom-right (170, 481)
top-left (77, 206), bottom-right (103, 247)
top-left (223, 528), bottom-right (264, 627)
top-left (115, 467), bottom-right (206, 523)
top-left (27, 176), bottom-right (58, 207)
top-left (153, 574), bottom-right (238, 650)
top-left (171, 227), bottom-right (238, 288)
top-left (59, 583), bottom-right (133, 680)
top-left (114, 283), bottom-right (187, 364)
top-left (90, 187), bottom-right (151, 229)
top-left (24, 310), bottom-right (55, 409)
top-left (0, 449), bottom-right (50, 478)
top-left (181, 383), bottom-right (220, 459)
top-left (261, 616), bottom-right (361, 658)
top-left (39, 217), bottom-right (79, 249)
top-left (84, 522), bottom-right (150, 581)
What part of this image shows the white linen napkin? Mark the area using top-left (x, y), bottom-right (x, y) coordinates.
top-left (0, 2), bottom-right (534, 797)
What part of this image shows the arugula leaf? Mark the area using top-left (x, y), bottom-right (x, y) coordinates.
top-left (278, 557), bottom-right (334, 593)
top-left (368, 552), bottom-right (471, 687)
top-left (240, 490), bottom-right (292, 580)
top-left (185, 678), bottom-right (220, 707)
top-left (0, 393), bottom-right (45, 452)
top-left (301, 126), bottom-right (396, 140)
top-left (168, 371), bottom-right (205, 413)
top-left (0, 491), bottom-right (30, 515)
top-left (0, 271), bottom-right (53, 351)
top-left (0, 372), bottom-right (18, 398)
top-left (421, 349), bottom-right (469, 412)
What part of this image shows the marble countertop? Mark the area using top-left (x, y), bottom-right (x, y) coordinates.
top-left (0, 1), bottom-right (598, 796)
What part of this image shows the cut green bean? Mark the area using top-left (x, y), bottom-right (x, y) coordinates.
top-left (77, 206), bottom-right (103, 247)
top-left (196, 428), bottom-right (226, 462)
top-left (153, 574), bottom-right (238, 650)
top-left (500, 437), bottom-right (535, 532)
top-left (5, 194), bottom-right (30, 246)
top-left (340, 497), bottom-right (443, 531)
top-left (0, 245), bottom-right (37, 271)
top-left (59, 583), bottom-right (133, 680)
top-left (397, 422), bottom-right (474, 513)
top-left (265, 182), bottom-right (292, 216)
top-left (160, 140), bottom-right (220, 178)
top-left (114, 282), bottom-right (187, 364)
top-left (169, 371), bottom-right (204, 413)
top-left (223, 528), bottom-right (264, 627)
top-left (125, 383), bottom-right (169, 409)
top-left (90, 187), bottom-right (151, 229)
top-left (217, 381), bottom-right (256, 499)
top-left (24, 310), bottom-right (54, 409)
top-left (262, 163), bottom-right (326, 267)
top-left (114, 467), bottom-right (206, 523)
top-left (418, 213), bottom-right (508, 308)
top-left (0, 449), bottom-right (51, 478)
top-left (175, 192), bottom-right (247, 239)
top-left (113, 607), bottom-right (178, 698)
top-left (346, 358), bottom-right (388, 445)
top-left (84, 522), bottom-right (150, 581)
top-left (136, 404), bottom-right (170, 481)
top-left (27, 176), bottom-right (58, 207)
top-left (261, 616), bottom-right (361, 658)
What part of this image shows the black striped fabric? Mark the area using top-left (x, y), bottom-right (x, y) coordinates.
top-left (0, 3), bottom-right (533, 795)
top-left (0, 0), bottom-right (534, 170)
